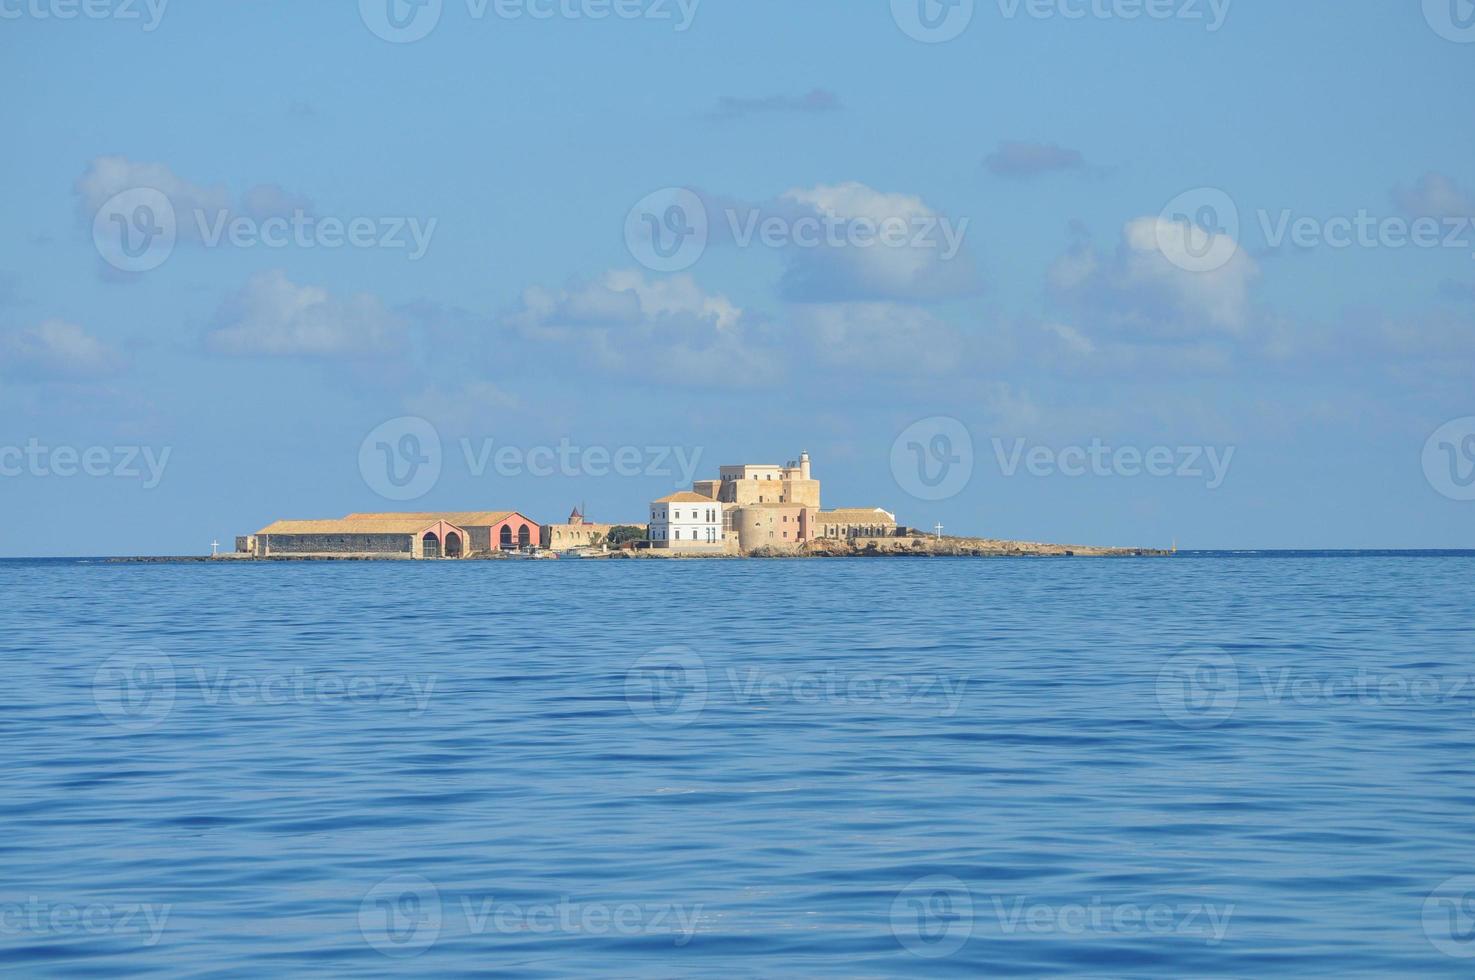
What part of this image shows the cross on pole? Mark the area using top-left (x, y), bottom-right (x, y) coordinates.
top-left (933, 523), bottom-right (944, 541)
top-left (210, 539), bottom-right (220, 557)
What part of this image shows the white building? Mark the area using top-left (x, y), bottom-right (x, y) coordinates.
top-left (649, 491), bottom-right (725, 552)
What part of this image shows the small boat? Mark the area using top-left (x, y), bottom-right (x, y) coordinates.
top-left (507, 547), bottom-right (548, 559)
top-left (559, 548), bottom-right (598, 560)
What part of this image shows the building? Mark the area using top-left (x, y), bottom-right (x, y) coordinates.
top-left (246, 511), bottom-right (540, 558)
top-left (345, 511), bottom-right (539, 554)
top-left (649, 491), bottom-right (726, 553)
top-left (694, 452), bottom-right (821, 508)
top-left (815, 508), bottom-right (900, 540)
top-left (727, 501), bottom-right (811, 550)
top-left (650, 451), bottom-right (902, 553)
top-left (540, 508), bottom-right (616, 552)
top-left (252, 517), bottom-right (473, 559)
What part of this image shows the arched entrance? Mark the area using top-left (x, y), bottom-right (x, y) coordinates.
top-left (445, 532), bottom-right (463, 558)
top-left (518, 525), bottom-right (531, 548)
top-left (499, 525), bottom-right (513, 550)
top-left (422, 532), bottom-right (441, 559)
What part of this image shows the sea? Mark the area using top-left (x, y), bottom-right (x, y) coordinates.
top-left (2, 552), bottom-right (1474, 977)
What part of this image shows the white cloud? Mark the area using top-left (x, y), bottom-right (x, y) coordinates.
top-left (789, 302), bottom-right (967, 375)
top-left (602, 268), bottom-right (743, 331)
top-left (1042, 321), bottom-right (1095, 356)
top-left (204, 270), bottom-right (405, 357)
top-left (75, 156), bottom-right (310, 245)
top-left (1393, 172), bottom-right (1474, 219)
top-left (499, 269), bottom-right (776, 385)
top-left (0, 320), bottom-right (126, 379)
top-left (771, 182), bottom-right (981, 303)
top-left (783, 183), bottom-right (928, 225)
top-left (75, 156), bottom-right (230, 229)
top-left (1049, 217), bottom-right (1260, 338)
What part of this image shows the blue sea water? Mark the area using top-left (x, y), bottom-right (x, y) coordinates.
top-left (2, 553), bottom-right (1474, 977)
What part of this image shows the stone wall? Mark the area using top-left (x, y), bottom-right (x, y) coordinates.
top-left (721, 478), bottom-right (820, 508)
top-left (259, 534), bottom-right (414, 557)
top-left (814, 520), bottom-right (901, 540)
top-left (542, 523), bottom-right (613, 550)
top-left (460, 526), bottom-right (492, 554)
top-left (730, 504), bottom-right (812, 552)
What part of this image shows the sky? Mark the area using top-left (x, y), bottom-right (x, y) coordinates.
top-left (1, 0), bottom-right (1473, 556)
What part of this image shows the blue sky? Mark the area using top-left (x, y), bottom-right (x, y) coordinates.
top-left (2, 0), bottom-right (1473, 555)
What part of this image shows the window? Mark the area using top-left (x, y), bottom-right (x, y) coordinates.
top-left (675, 529), bottom-right (680, 540)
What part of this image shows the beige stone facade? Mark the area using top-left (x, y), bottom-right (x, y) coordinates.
top-left (249, 511), bottom-right (541, 558)
top-left (661, 450), bottom-right (901, 554)
top-left (728, 502), bottom-right (813, 551)
top-left (814, 508), bottom-right (900, 540)
top-left (540, 508), bottom-right (614, 551)
top-left (253, 518), bottom-right (470, 558)
top-left (714, 453), bottom-right (821, 508)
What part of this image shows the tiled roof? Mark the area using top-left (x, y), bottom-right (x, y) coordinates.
top-left (344, 511), bottom-right (517, 526)
top-left (258, 518), bottom-right (457, 535)
top-left (817, 508), bottom-right (897, 523)
top-left (653, 491), bottom-right (718, 504)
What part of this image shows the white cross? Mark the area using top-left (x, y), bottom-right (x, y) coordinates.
top-left (933, 523), bottom-right (944, 540)
top-left (210, 539), bottom-right (220, 557)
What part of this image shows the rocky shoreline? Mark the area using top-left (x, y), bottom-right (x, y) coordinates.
top-left (109, 536), bottom-right (1170, 563)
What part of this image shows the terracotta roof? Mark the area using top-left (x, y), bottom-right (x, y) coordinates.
top-left (818, 508), bottom-right (897, 523)
top-left (258, 518), bottom-right (460, 536)
top-left (653, 491), bottom-right (718, 504)
top-left (344, 511), bottom-right (517, 526)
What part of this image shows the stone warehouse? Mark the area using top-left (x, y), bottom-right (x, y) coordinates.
top-left (243, 511), bottom-right (539, 559)
top-left (345, 512), bottom-right (539, 554)
top-left (650, 451), bottom-right (902, 553)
